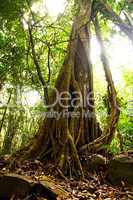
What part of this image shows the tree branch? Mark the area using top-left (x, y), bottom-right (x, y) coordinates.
top-left (28, 25), bottom-right (49, 105)
top-left (47, 46), bottom-right (51, 84)
top-left (98, 0), bottom-right (133, 43)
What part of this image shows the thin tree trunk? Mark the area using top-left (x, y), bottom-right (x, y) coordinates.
top-left (2, 88), bottom-right (19, 154)
top-left (28, 25), bottom-right (49, 105)
top-left (0, 92), bottom-right (12, 134)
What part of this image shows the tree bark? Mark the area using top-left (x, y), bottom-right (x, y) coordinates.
top-left (15, 0), bottom-right (99, 177)
top-left (14, 0), bottom-right (120, 178)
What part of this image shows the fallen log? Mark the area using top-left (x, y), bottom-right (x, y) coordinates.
top-left (0, 173), bottom-right (68, 199)
top-left (0, 174), bottom-right (32, 199)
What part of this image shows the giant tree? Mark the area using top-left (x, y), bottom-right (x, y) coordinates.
top-left (12, 0), bottom-right (133, 178)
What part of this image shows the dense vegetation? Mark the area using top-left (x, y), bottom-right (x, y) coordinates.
top-left (0, 0), bottom-right (133, 178)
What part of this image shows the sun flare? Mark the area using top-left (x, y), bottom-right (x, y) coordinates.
top-left (45, 0), bottom-right (66, 16)
top-left (31, 0), bottom-right (66, 17)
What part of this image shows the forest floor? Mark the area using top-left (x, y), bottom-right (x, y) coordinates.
top-left (0, 158), bottom-right (133, 200)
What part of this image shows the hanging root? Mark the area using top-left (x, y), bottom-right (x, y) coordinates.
top-left (67, 130), bottom-right (84, 179)
top-left (79, 16), bottom-right (120, 154)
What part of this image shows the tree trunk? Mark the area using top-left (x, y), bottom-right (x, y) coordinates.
top-left (14, 0), bottom-right (119, 178)
top-left (0, 92), bottom-right (12, 135)
top-left (2, 107), bottom-right (16, 154)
